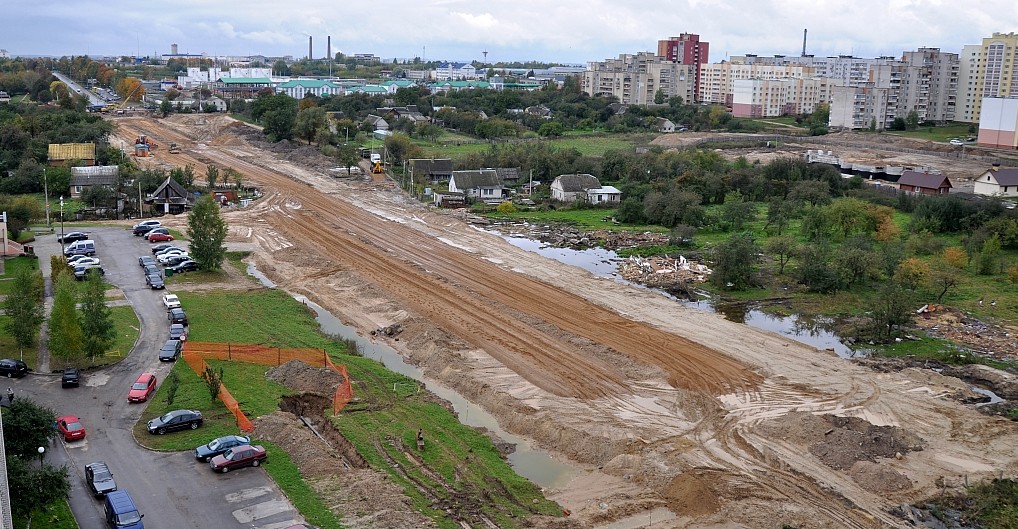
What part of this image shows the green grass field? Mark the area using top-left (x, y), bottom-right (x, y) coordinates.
top-left (138, 284), bottom-right (562, 528)
top-left (882, 122), bottom-right (976, 143)
top-left (13, 498), bottom-right (77, 529)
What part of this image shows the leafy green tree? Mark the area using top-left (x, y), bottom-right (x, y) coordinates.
top-left (80, 184), bottom-right (115, 208)
top-left (384, 132), bottom-right (421, 164)
top-left (205, 164), bottom-right (219, 190)
top-left (159, 99), bottom-right (173, 117)
top-left (415, 122), bottom-right (442, 142)
top-left (870, 281), bottom-right (915, 339)
top-left (905, 110), bottom-right (920, 131)
top-left (170, 164), bottom-right (196, 189)
top-left (2, 266), bottom-right (44, 355)
top-left (654, 89), bottom-right (666, 105)
top-left (262, 106), bottom-right (297, 142)
top-left (47, 273), bottom-right (83, 362)
top-left (6, 456), bottom-right (70, 520)
top-left (795, 243), bottom-right (841, 293)
top-left (202, 365), bottom-right (224, 402)
top-left (537, 121), bottom-right (564, 137)
top-left (3, 397), bottom-right (58, 460)
top-left (977, 234), bottom-right (1003, 275)
top-left (834, 235), bottom-right (881, 286)
top-left (187, 194), bottom-right (228, 271)
top-left (335, 144), bottom-right (360, 175)
top-left (294, 106), bottom-right (327, 145)
top-left (79, 271), bottom-right (115, 362)
top-left (765, 235), bottom-right (798, 275)
top-left (709, 233), bottom-right (759, 290)
top-left (763, 198), bottom-right (794, 235)
top-left (720, 191), bottom-right (756, 232)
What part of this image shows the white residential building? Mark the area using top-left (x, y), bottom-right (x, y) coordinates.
top-left (731, 77), bottom-right (837, 118)
top-left (698, 63), bottom-right (817, 106)
top-left (434, 62), bottom-right (479, 80)
top-left (958, 44), bottom-right (983, 123)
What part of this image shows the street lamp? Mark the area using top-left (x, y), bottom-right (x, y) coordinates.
top-left (43, 168), bottom-right (50, 227)
top-left (342, 127), bottom-right (349, 145)
top-left (37, 446), bottom-right (45, 468)
top-left (59, 196), bottom-right (64, 244)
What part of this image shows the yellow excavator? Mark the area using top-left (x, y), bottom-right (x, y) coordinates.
top-left (371, 161), bottom-right (384, 174)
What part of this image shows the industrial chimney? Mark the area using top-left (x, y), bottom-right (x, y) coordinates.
top-left (171, 43), bottom-right (178, 55)
top-left (327, 36), bottom-right (331, 60)
top-left (802, 29), bottom-right (807, 57)
top-left (308, 36), bottom-right (313, 61)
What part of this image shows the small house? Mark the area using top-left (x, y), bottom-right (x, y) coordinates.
top-left (433, 190), bottom-right (466, 208)
top-left (409, 159), bottom-right (454, 183)
top-left (148, 177), bottom-right (195, 214)
top-left (897, 170), bottom-right (952, 196)
top-left (974, 165), bottom-right (1018, 197)
top-left (48, 143), bottom-right (96, 167)
top-left (363, 115), bottom-right (389, 131)
top-left (449, 170), bottom-right (503, 202)
top-left (70, 166), bottom-right (119, 199)
top-left (493, 167), bottom-right (522, 186)
top-left (550, 173), bottom-right (602, 202)
top-left (586, 185), bottom-right (622, 205)
top-left (656, 117), bottom-right (676, 132)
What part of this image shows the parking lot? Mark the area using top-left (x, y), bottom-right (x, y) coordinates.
top-left (16, 226), bottom-right (305, 529)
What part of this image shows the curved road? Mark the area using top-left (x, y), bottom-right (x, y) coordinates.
top-left (13, 227), bottom-right (303, 529)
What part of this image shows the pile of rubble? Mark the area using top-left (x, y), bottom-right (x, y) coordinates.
top-left (617, 255), bottom-right (711, 287)
top-left (914, 305), bottom-right (1018, 360)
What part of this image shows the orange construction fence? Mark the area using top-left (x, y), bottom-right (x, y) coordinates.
top-left (182, 342), bottom-right (354, 432)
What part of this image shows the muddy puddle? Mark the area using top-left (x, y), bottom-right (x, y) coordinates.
top-left (490, 230), bottom-right (859, 358)
top-left (246, 262), bottom-right (583, 489)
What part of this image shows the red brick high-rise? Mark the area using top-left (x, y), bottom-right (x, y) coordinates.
top-left (657, 34), bottom-right (709, 101)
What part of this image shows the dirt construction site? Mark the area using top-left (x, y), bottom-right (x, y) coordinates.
top-left (112, 115), bottom-right (1018, 529)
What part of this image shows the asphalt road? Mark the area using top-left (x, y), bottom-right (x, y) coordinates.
top-left (50, 72), bottom-right (104, 107)
top-left (9, 226), bottom-right (304, 529)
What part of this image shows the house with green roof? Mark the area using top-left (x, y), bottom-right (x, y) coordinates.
top-left (380, 80), bottom-right (417, 93)
top-left (276, 79), bottom-right (342, 98)
top-left (347, 85), bottom-right (390, 95)
top-left (429, 80), bottom-right (491, 93)
top-left (213, 77), bottom-right (273, 99)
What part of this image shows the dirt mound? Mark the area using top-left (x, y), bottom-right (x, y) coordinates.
top-left (266, 359), bottom-right (345, 396)
top-left (808, 415), bottom-right (924, 471)
top-left (253, 411), bottom-right (345, 478)
top-left (848, 461), bottom-right (913, 493)
top-left (664, 470), bottom-right (721, 517)
top-left (758, 410), bottom-right (834, 445)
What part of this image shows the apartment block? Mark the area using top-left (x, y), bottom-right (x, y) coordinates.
top-left (731, 55), bottom-right (897, 87)
top-left (829, 84), bottom-right (894, 130)
top-left (898, 48), bottom-right (958, 123)
top-left (582, 52), bottom-right (695, 105)
top-left (731, 77), bottom-right (838, 118)
top-left (972, 32), bottom-right (1018, 122)
top-left (698, 63), bottom-right (817, 106)
top-left (958, 45), bottom-right (982, 122)
top-left (657, 34), bottom-right (709, 99)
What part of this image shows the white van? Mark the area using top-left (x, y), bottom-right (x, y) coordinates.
top-left (64, 239), bottom-right (96, 257)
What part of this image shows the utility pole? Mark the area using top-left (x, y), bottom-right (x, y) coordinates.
top-left (138, 180), bottom-right (143, 218)
top-left (43, 168), bottom-right (50, 227)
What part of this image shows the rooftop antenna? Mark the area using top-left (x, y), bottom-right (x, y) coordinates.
top-left (802, 28), bottom-right (808, 57)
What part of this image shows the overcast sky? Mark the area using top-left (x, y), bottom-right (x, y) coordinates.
top-left (5, 0), bottom-right (1018, 65)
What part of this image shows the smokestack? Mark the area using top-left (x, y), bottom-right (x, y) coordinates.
top-left (308, 36), bottom-right (313, 60)
top-left (802, 29), bottom-right (807, 57)
top-left (327, 36), bottom-right (331, 60)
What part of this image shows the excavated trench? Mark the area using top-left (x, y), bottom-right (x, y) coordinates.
top-left (279, 394), bottom-right (369, 469)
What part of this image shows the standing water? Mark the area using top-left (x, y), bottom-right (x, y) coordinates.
top-left (246, 263), bottom-right (581, 489)
top-left (492, 232), bottom-right (858, 357)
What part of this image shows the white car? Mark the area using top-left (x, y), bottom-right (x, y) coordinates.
top-left (155, 250), bottom-right (188, 262)
top-left (133, 219), bottom-right (161, 229)
top-left (69, 256), bottom-right (101, 267)
top-left (162, 294), bottom-right (181, 310)
top-left (949, 139), bottom-right (964, 146)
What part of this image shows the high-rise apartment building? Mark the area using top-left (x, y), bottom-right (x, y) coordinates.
top-left (731, 55), bottom-right (898, 88)
top-left (958, 45), bottom-right (982, 123)
top-left (971, 32), bottom-right (1018, 121)
top-left (657, 34), bottom-right (709, 100)
top-left (731, 77), bottom-right (838, 118)
top-left (582, 52), bottom-right (696, 106)
top-left (698, 63), bottom-right (818, 106)
top-left (898, 48), bottom-right (958, 123)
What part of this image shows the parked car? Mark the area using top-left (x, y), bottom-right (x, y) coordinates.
top-left (209, 444), bottom-right (266, 472)
top-left (158, 339), bottom-right (182, 362)
top-left (64, 239), bottom-right (96, 256)
top-left (73, 264), bottom-right (105, 280)
top-left (161, 254), bottom-right (192, 267)
top-left (151, 243), bottom-right (177, 254)
top-left (70, 256), bottom-right (101, 268)
top-left (0, 358), bottom-right (28, 378)
top-left (168, 308), bottom-right (188, 326)
top-left (143, 264), bottom-right (160, 277)
top-left (138, 255), bottom-right (156, 268)
top-left (950, 138), bottom-right (964, 146)
top-left (157, 251), bottom-right (188, 264)
top-left (146, 274), bottom-right (165, 290)
top-left (61, 367), bottom-right (80, 388)
top-left (144, 227), bottom-right (170, 240)
top-left (57, 231), bottom-right (89, 244)
top-left (147, 409), bottom-right (203, 434)
top-left (67, 254), bottom-right (92, 265)
top-left (56, 415), bottom-right (87, 441)
top-left (103, 490), bottom-right (143, 529)
top-left (85, 461), bottom-right (117, 497)
top-left (194, 435), bottom-right (251, 462)
top-left (169, 323), bottom-right (187, 341)
top-left (162, 294), bottom-right (181, 309)
top-left (169, 260), bottom-right (200, 274)
top-left (128, 373), bottom-right (157, 402)
top-left (155, 246), bottom-right (184, 257)
top-left (133, 224), bottom-right (157, 236)
top-left (148, 232), bottom-right (174, 243)
top-left (133, 219), bottom-right (161, 230)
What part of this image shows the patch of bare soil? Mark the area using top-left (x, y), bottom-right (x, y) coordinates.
top-left (848, 461), bottom-right (913, 493)
top-left (664, 470), bottom-right (721, 517)
top-left (266, 360), bottom-right (345, 396)
top-left (913, 305), bottom-right (1018, 361)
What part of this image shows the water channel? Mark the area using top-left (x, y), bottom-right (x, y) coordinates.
top-left (245, 263), bottom-right (582, 489)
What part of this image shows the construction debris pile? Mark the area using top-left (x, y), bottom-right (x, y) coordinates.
top-left (490, 222), bottom-right (670, 251)
top-left (914, 305), bottom-right (1018, 360)
top-left (617, 255), bottom-right (711, 287)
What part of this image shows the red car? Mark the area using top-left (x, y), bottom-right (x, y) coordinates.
top-left (128, 373), bottom-right (157, 402)
top-left (148, 232), bottom-right (174, 243)
top-left (56, 415), bottom-right (87, 441)
top-left (209, 445), bottom-right (267, 473)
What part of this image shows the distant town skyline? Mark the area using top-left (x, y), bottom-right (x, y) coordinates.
top-left (5, 1), bottom-right (1018, 64)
